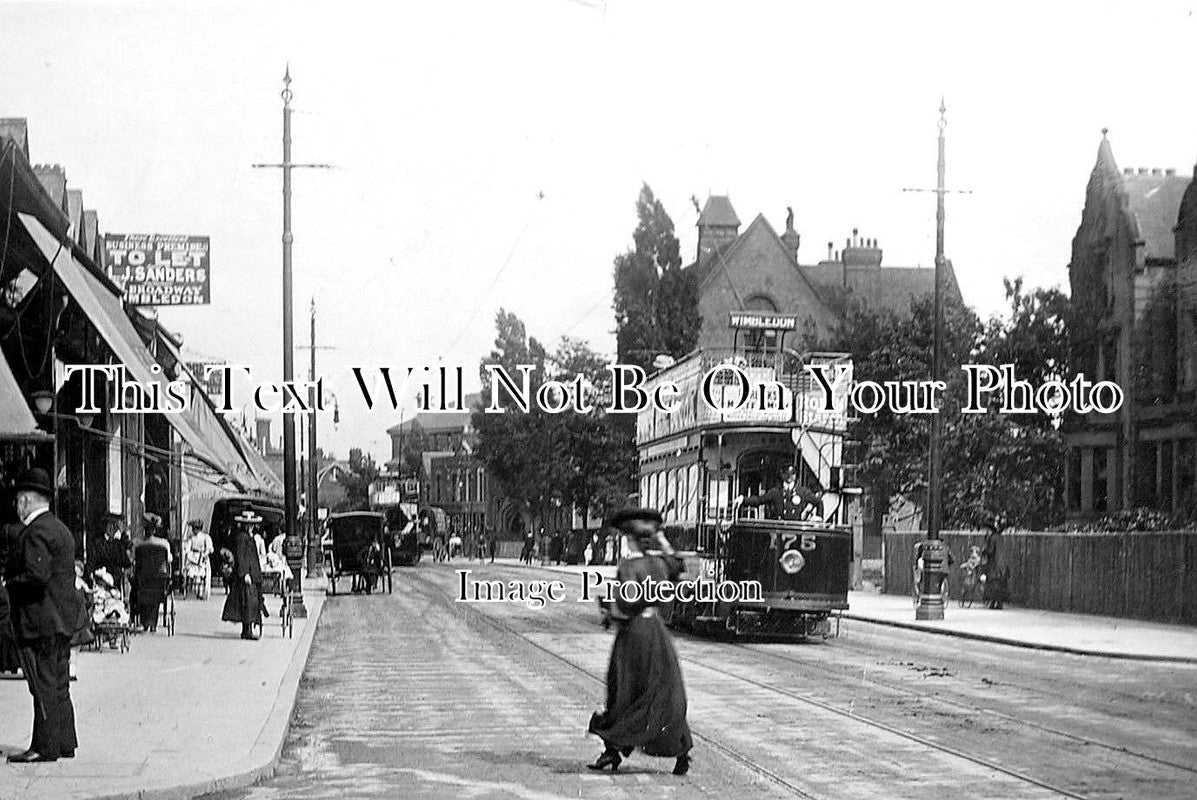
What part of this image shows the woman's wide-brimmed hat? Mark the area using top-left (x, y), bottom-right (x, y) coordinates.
top-left (606, 507), bottom-right (663, 531)
top-left (233, 509), bottom-right (263, 525)
top-left (93, 567), bottom-right (115, 588)
top-left (187, 518), bottom-right (204, 529)
top-left (143, 511), bottom-right (163, 530)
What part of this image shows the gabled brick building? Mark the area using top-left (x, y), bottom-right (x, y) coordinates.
top-left (687, 196), bottom-right (959, 350)
top-left (1064, 132), bottom-right (1197, 517)
top-left (683, 196), bottom-right (961, 559)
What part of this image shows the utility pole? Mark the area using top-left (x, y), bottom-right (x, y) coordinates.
top-left (299, 297), bottom-right (334, 578)
top-left (253, 66), bottom-right (332, 619)
top-left (902, 99), bottom-right (970, 621)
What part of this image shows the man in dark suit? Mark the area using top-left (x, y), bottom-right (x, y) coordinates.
top-left (733, 465), bottom-right (824, 521)
top-left (5, 468), bottom-right (79, 762)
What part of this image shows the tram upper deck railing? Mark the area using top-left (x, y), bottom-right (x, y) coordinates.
top-left (636, 348), bottom-right (852, 444)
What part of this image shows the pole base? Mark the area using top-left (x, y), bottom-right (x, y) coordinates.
top-left (915, 596), bottom-right (945, 620)
top-left (290, 593), bottom-right (309, 619)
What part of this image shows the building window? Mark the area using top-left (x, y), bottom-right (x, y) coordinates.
top-left (1100, 335), bottom-right (1118, 384)
top-left (1067, 449), bottom-right (1081, 512)
top-left (1093, 448), bottom-right (1109, 513)
top-left (1160, 440), bottom-right (1174, 511)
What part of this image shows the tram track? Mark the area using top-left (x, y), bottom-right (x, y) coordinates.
top-left (414, 567), bottom-right (1091, 800)
top-left (733, 640), bottom-right (1197, 779)
top-left (676, 653), bottom-right (1093, 800)
top-left (416, 571), bottom-right (827, 799)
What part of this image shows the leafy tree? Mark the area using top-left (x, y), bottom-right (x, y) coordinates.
top-left (613, 184), bottom-right (700, 372)
top-left (825, 278), bottom-right (1070, 534)
top-left (550, 337), bottom-right (636, 523)
top-left (473, 310), bottom-right (567, 531)
top-left (335, 447), bottom-right (379, 511)
top-left (947, 279), bottom-right (1070, 530)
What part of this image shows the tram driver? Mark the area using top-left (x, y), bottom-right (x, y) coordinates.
top-left (732, 465), bottom-right (824, 521)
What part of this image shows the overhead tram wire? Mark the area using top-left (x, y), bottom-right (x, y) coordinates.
top-left (440, 197), bottom-right (543, 361)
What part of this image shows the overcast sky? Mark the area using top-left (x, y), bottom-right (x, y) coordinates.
top-left (3, 0), bottom-right (1195, 462)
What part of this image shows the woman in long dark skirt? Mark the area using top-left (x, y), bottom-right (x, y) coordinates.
top-left (587, 508), bottom-right (692, 776)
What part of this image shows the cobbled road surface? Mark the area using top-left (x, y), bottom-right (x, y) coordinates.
top-left (201, 561), bottom-right (1197, 800)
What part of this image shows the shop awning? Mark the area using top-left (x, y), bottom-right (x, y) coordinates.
top-left (0, 347), bottom-right (50, 440)
top-left (18, 212), bottom-right (254, 485)
top-left (152, 328), bottom-right (283, 498)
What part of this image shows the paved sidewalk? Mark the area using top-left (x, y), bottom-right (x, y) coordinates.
top-left (491, 558), bottom-right (1197, 663)
top-left (842, 589), bottom-right (1197, 662)
top-left (0, 581), bottom-right (326, 800)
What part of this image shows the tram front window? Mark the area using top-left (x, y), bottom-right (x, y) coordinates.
top-left (733, 464), bottom-right (824, 522)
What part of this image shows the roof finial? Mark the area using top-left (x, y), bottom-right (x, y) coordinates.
top-left (1102, 127), bottom-right (1109, 139)
top-left (938, 97), bottom-right (947, 132)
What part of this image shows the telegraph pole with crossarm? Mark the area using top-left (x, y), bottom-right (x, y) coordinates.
top-left (902, 99), bottom-right (971, 621)
top-left (252, 66), bottom-right (333, 618)
top-left (298, 297), bottom-right (334, 579)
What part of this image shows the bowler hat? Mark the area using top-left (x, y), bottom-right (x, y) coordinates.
top-left (607, 507), bottom-right (663, 530)
top-left (13, 468), bottom-right (53, 498)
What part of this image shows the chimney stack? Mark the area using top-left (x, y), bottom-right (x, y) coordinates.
top-left (255, 419), bottom-right (273, 454)
top-left (842, 230), bottom-right (883, 271)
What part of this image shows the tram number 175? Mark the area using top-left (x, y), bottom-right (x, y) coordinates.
top-left (781, 533), bottom-right (817, 552)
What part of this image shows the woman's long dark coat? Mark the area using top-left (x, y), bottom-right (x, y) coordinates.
top-left (588, 553), bottom-right (692, 758)
top-left (221, 528), bottom-right (263, 625)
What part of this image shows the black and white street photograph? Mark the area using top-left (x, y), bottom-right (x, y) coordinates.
top-left (1, 2), bottom-right (1196, 799)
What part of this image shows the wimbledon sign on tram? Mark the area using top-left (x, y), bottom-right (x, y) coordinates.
top-left (103, 233), bottom-right (211, 306)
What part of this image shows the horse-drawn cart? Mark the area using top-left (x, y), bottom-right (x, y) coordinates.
top-left (323, 512), bottom-right (393, 596)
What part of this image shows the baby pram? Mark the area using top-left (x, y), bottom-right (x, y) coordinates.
top-left (89, 568), bottom-right (131, 653)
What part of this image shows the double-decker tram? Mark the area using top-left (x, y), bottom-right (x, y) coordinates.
top-left (636, 311), bottom-right (856, 639)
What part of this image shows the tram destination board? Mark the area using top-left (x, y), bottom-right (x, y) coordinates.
top-left (103, 233), bottom-right (211, 306)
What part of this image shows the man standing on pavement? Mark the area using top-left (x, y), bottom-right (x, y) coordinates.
top-left (221, 510), bottom-right (263, 640)
top-left (5, 468), bottom-right (79, 763)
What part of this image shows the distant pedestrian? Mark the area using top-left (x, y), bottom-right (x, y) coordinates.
top-left (981, 527), bottom-right (1006, 610)
top-left (6, 468), bottom-right (80, 762)
top-left (519, 530), bottom-right (535, 564)
top-left (447, 531), bottom-right (463, 560)
top-left (89, 512), bottom-right (131, 599)
top-left (480, 527), bottom-right (495, 563)
top-left (221, 510), bottom-right (264, 640)
top-left (184, 519), bottom-right (213, 599)
top-left (550, 531), bottom-right (564, 565)
top-left (539, 527), bottom-right (550, 566)
top-left (132, 513), bottom-right (171, 632)
top-left (68, 560), bottom-right (93, 679)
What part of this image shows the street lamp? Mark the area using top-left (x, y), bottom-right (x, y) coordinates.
top-left (915, 101), bottom-right (952, 622)
top-left (31, 390), bottom-right (54, 415)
